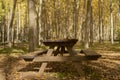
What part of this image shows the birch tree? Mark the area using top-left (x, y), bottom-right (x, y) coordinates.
top-left (8, 0), bottom-right (17, 47)
top-left (110, 0), bottom-right (114, 44)
top-left (84, 0), bottom-right (92, 49)
top-left (28, 0), bottom-right (37, 52)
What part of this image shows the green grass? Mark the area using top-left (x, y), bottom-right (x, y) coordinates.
top-left (0, 43), bottom-right (29, 54)
top-left (56, 72), bottom-right (78, 79)
top-left (0, 47), bottom-right (27, 54)
top-left (75, 42), bottom-right (120, 52)
top-left (57, 72), bottom-right (67, 79)
top-left (0, 44), bottom-right (48, 54)
top-left (83, 65), bottom-right (102, 80)
top-left (0, 42), bottom-right (119, 55)
top-left (91, 42), bottom-right (120, 52)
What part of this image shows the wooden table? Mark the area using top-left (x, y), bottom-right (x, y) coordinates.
top-left (43, 39), bottom-right (78, 56)
top-left (20, 39), bottom-right (101, 78)
top-left (33, 39), bottom-right (81, 75)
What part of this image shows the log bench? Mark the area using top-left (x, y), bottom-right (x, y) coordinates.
top-left (80, 49), bottom-right (101, 60)
top-left (20, 50), bottom-right (48, 61)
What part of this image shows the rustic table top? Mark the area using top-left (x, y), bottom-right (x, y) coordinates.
top-left (43, 39), bottom-right (78, 47)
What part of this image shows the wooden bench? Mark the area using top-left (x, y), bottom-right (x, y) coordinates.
top-left (33, 56), bottom-right (86, 62)
top-left (20, 50), bottom-right (48, 61)
top-left (80, 50), bottom-right (101, 60)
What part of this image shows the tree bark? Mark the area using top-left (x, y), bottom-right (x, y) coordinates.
top-left (98, 0), bottom-right (103, 43)
top-left (28, 0), bottom-right (37, 52)
top-left (119, 0), bottom-right (120, 14)
top-left (110, 0), bottom-right (114, 44)
top-left (16, 3), bottom-right (21, 42)
top-left (90, 3), bottom-right (93, 46)
top-left (8, 0), bottom-right (17, 47)
top-left (81, 0), bottom-right (87, 45)
top-left (73, 0), bottom-right (77, 39)
top-left (84, 0), bottom-right (92, 49)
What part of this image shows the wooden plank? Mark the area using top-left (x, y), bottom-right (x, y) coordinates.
top-left (21, 72), bottom-right (41, 80)
top-left (80, 50), bottom-right (101, 60)
top-left (43, 39), bottom-right (78, 47)
top-left (38, 49), bottom-right (54, 75)
top-left (33, 56), bottom-right (86, 62)
top-left (20, 50), bottom-right (47, 61)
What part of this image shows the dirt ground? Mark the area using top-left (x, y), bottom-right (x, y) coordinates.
top-left (0, 50), bottom-right (120, 80)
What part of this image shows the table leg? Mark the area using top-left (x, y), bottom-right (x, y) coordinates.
top-left (54, 46), bottom-right (60, 56)
top-left (38, 49), bottom-right (54, 75)
top-left (66, 46), bottom-right (77, 56)
top-left (60, 46), bottom-right (66, 56)
top-left (66, 46), bottom-right (85, 77)
top-left (54, 46), bottom-right (66, 56)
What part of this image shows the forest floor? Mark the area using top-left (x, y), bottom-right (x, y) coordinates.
top-left (0, 43), bottom-right (120, 80)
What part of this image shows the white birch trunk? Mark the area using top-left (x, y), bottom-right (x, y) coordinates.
top-left (110, 0), bottom-right (114, 44)
top-left (28, 0), bottom-right (36, 52)
top-left (16, 4), bottom-right (20, 42)
top-left (110, 12), bottom-right (114, 44)
top-left (39, 0), bottom-right (43, 45)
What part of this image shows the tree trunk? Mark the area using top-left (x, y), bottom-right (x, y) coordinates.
top-left (110, 0), bottom-right (114, 44)
top-left (8, 0), bottom-right (17, 47)
top-left (28, 0), bottom-right (37, 52)
top-left (16, 3), bottom-right (21, 42)
top-left (0, 4), bottom-right (4, 43)
top-left (36, 0), bottom-right (43, 46)
top-left (90, 3), bottom-right (93, 46)
top-left (84, 0), bottom-right (92, 49)
top-left (38, 0), bottom-right (43, 45)
top-left (119, 0), bottom-right (120, 14)
top-left (81, 0), bottom-right (87, 45)
top-left (98, 0), bottom-right (103, 44)
top-left (73, 0), bottom-right (77, 39)
top-left (41, 0), bottom-right (47, 40)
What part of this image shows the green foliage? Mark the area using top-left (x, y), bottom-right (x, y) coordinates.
top-left (0, 46), bottom-right (28, 54)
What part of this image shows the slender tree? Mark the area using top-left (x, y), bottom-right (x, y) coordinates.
top-left (98, 0), bottom-right (103, 43)
top-left (81, 0), bottom-right (87, 44)
top-left (84, 0), bottom-right (92, 49)
top-left (8, 0), bottom-right (17, 47)
top-left (73, 0), bottom-right (77, 39)
top-left (28, 0), bottom-right (37, 52)
top-left (110, 0), bottom-right (114, 44)
top-left (90, 1), bottom-right (93, 46)
top-left (119, 0), bottom-right (120, 14)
